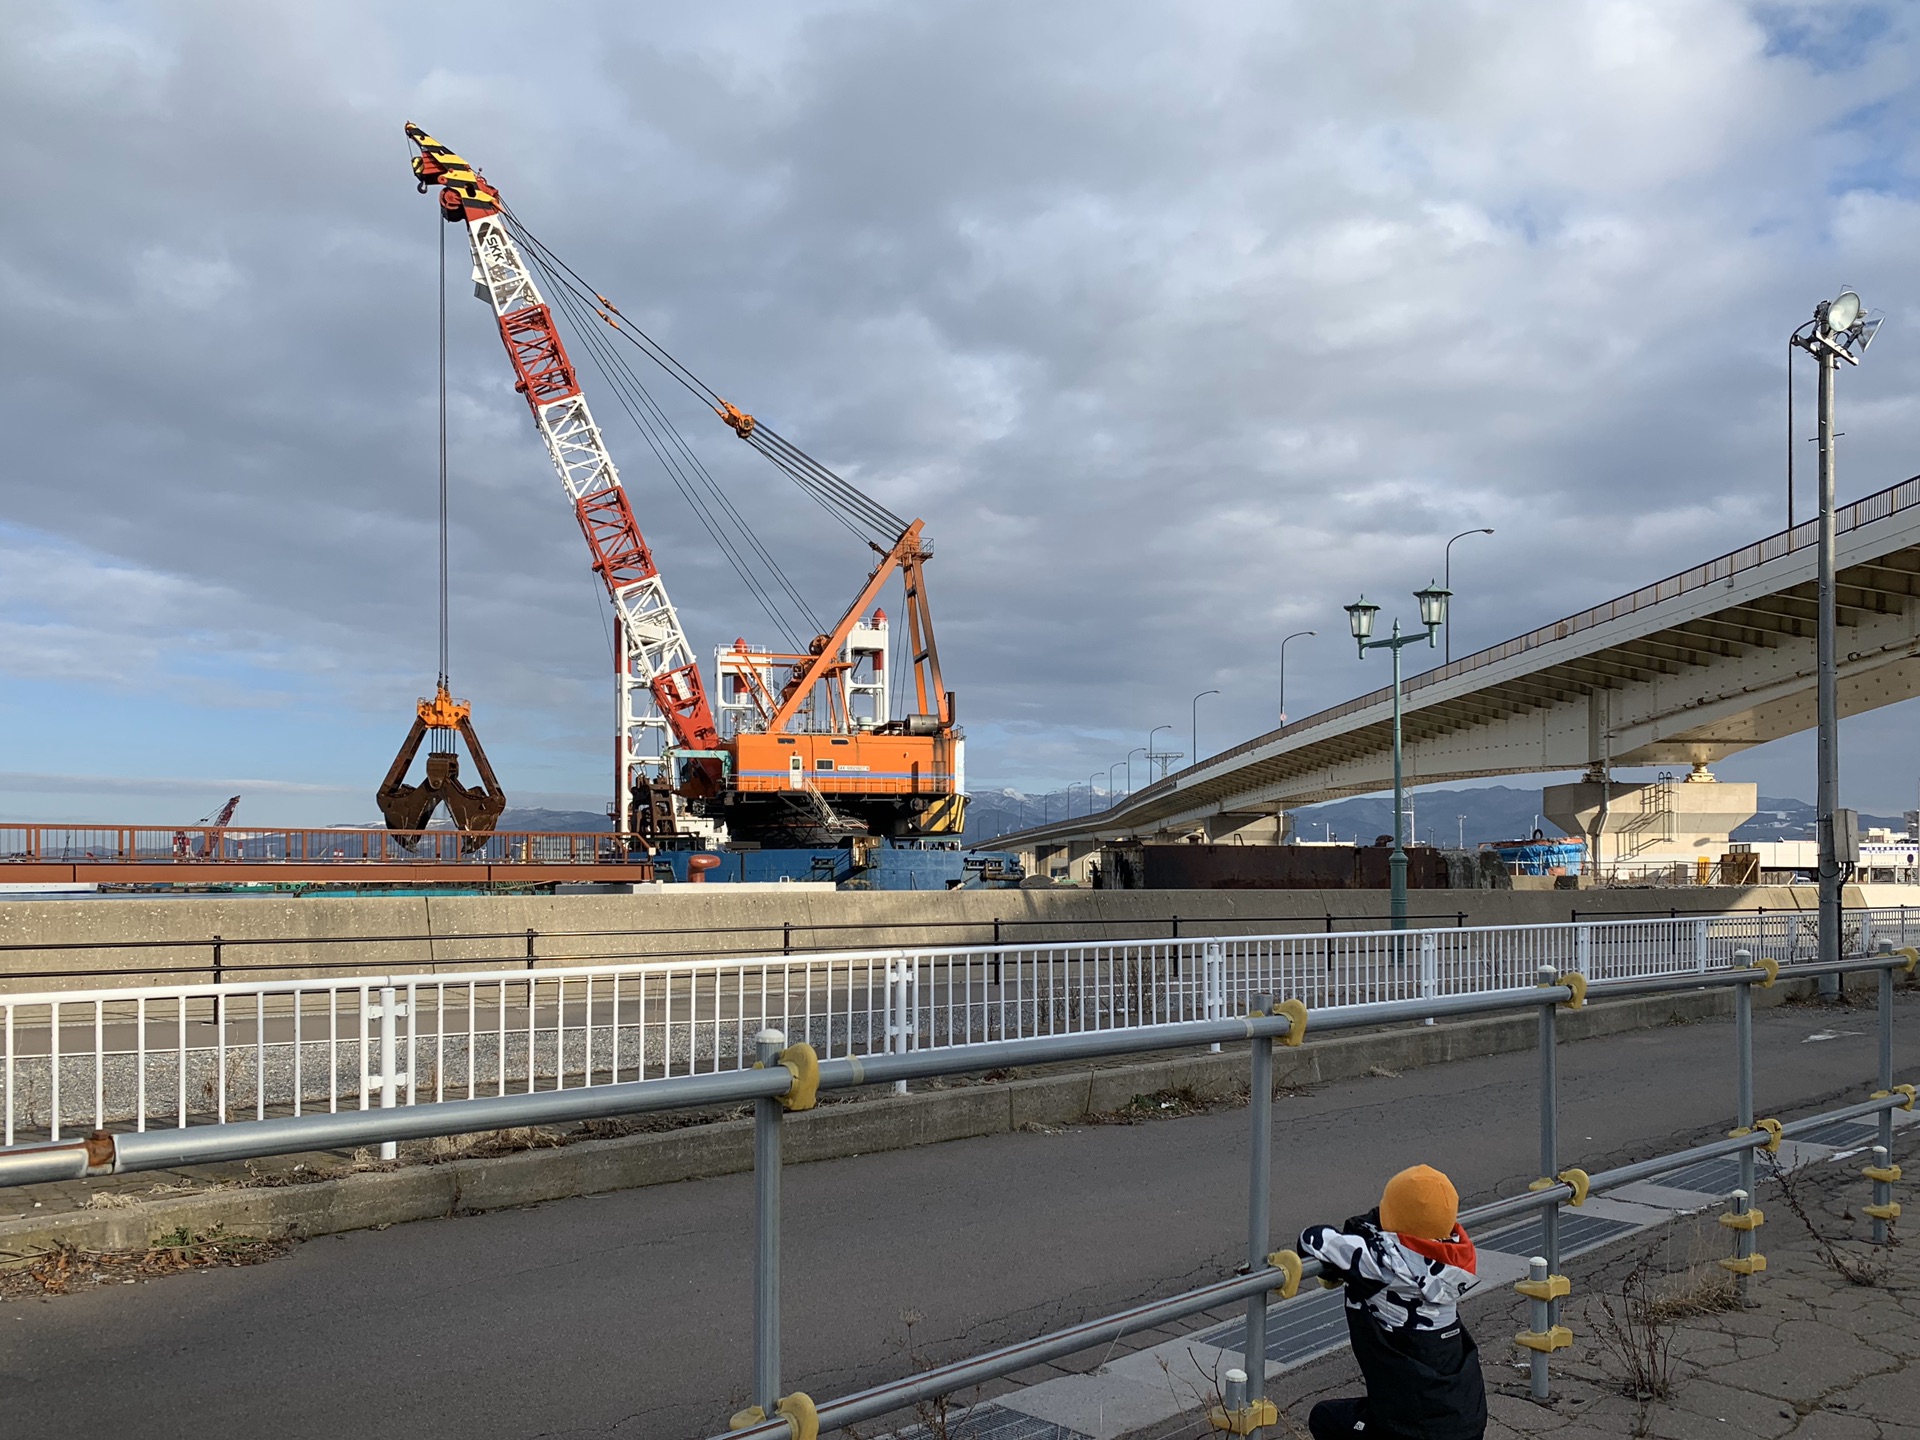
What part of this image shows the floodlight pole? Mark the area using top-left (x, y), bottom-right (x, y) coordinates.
top-left (1792, 293), bottom-right (1876, 987)
top-left (1815, 334), bottom-right (1842, 978)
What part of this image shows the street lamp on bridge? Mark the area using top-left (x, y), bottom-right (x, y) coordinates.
top-left (1344, 581), bottom-right (1450, 930)
top-left (1191, 690), bottom-right (1219, 770)
top-left (1279, 631), bottom-right (1315, 725)
top-left (1442, 529), bottom-right (1494, 665)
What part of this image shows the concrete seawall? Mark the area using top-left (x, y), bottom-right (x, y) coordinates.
top-left (0, 885), bottom-right (1827, 991)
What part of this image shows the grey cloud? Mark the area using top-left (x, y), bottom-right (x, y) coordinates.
top-left (3, 0), bottom-right (1918, 817)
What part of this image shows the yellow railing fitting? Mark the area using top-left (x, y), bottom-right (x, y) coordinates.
top-left (1274, 998), bottom-right (1309, 1047)
top-left (730, 1407), bottom-right (766, 1431)
top-left (1865, 1201), bottom-right (1902, 1222)
top-left (1718, 1253), bottom-right (1767, 1276)
top-left (1863, 1163), bottom-right (1902, 1184)
top-left (1208, 1399), bottom-right (1278, 1435)
top-left (778, 1043), bottom-right (820, 1112)
top-left (1266, 1248), bottom-right (1303, 1300)
top-left (1755, 1118), bottom-right (1783, 1152)
top-left (1718, 1206), bottom-right (1765, 1232)
top-left (1751, 956), bottom-right (1780, 988)
top-left (1515, 1273), bottom-right (1570, 1302)
top-left (1531, 1170), bottom-right (1589, 1205)
top-left (1515, 1325), bottom-right (1573, 1353)
top-left (1896, 946), bottom-right (1919, 976)
top-left (1556, 972), bottom-right (1588, 1009)
top-left (774, 1393), bottom-right (818, 1440)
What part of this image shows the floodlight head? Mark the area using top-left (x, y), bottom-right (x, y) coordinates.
top-left (1344, 596), bottom-right (1379, 644)
top-left (1827, 290), bottom-right (1862, 333)
top-left (1859, 313), bottom-right (1885, 351)
top-left (1414, 581), bottom-right (1452, 629)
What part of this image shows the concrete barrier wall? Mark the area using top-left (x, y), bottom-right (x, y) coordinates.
top-left (0, 884), bottom-right (1828, 992)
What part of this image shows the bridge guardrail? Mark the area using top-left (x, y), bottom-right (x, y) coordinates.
top-left (1, 907), bottom-right (1913, 1144)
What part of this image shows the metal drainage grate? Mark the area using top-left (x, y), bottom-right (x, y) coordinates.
top-left (1653, 1155), bottom-right (1746, 1196)
top-left (890, 1405), bottom-right (1091, 1440)
top-left (1199, 1287), bottom-right (1352, 1370)
top-left (1478, 1211), bottom-right (1637, 1260)
top-left (1790, 1120), bottom-right (1878, 1150)
top-left (1651, 1121), bottom-right (1880, 1196)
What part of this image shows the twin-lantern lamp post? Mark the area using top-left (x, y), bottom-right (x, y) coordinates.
top-left (1343, 581), bottom-right (1451, 930)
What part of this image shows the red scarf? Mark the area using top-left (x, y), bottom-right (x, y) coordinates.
top-left (1396, 1224), bottom-right (1477, 1274)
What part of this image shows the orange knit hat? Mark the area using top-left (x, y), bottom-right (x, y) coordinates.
top-left (1379, 1164), bottom-right (1459, 1241)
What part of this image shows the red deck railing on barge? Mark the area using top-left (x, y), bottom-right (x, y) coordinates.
top-left (0, 825), bottom-right (655, 885)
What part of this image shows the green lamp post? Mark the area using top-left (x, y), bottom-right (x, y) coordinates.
top-left (1344, 581), bottom-right (1451, 929)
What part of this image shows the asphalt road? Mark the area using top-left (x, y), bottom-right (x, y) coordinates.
top-left (2, 996), bottom-right (1912, 1440)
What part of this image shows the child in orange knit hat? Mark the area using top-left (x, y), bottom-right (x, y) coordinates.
top-left (1297, 1164), bottom-right (1486, 1439)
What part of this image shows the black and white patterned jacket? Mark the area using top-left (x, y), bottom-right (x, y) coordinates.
top-left (1299, 1210), bottom-right (1487, 1439)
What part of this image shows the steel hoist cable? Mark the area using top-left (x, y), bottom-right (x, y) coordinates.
top-left (435, 218), bottom-right (452, 753)
top-left (501, 207), bottom-right (908, 546)
top-left (524, 244), bottom-right (817, 650)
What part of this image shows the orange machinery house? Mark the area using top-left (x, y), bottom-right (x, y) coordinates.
top-left (710, 520), bottom-right (967, 843)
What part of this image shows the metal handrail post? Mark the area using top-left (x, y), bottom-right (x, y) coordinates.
top-left (752, 1028), bottom-right (785, 1415)
top-left (1524, 1256), bottom-right (1552, 1402)
top-left (1875, 954), bottom-right (1896, 1244)
top-left (1534, 965), bottom-right (1559, 1399)
top-left (1243, 995), bottom-right (1275, 1407)
top-left (1734, 965), bottom-right (1756, 1298)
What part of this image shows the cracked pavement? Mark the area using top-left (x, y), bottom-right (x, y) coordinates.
top-left (1261, 1150), bottom-right (1918, 1440)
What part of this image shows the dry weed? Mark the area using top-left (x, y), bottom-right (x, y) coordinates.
top-left (0, 1232), bottom-right (290, 1300)
top-left (1085, 1087), bottom-right (1225, 1125)
top-left (1765, 1154), bottom-right (1893, 1285)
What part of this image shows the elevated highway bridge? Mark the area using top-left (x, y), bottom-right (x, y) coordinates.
top-left (993, 474), bottom-right (1920, 875)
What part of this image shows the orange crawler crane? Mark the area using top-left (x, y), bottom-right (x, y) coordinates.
top-left (405, 125), bottom-right (965, 847)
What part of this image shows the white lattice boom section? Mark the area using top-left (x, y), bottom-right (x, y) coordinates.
top-left (407, 124), bottom-right (723, 827)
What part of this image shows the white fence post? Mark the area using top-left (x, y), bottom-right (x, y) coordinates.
top-left (374, 985), bottom-right (409, 1161)
top-left (887, 956), bottom-right (916, 1096)
top-left (1694, 918), bottom-right (1709, 975)
top-left (1575, 923), bottom-right (1592, 980)
top-left (1204, 942), bottom-right (1225, 1052)
top-left (1420, 934), bottom-right (1438, 1026)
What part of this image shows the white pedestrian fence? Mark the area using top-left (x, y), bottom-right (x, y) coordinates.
top-left (3, 907), bottom-right (1912, 1143)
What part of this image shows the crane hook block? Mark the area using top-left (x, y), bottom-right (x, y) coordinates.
top-left (376, 685), bottom-right (507, 849)
top-left (716, 400), bottom-right (757, 438)
top-left (417, 685), bottom-right (471, 731)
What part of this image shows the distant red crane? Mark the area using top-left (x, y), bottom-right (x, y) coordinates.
top-left (173, 795), bottom-right (241, 859)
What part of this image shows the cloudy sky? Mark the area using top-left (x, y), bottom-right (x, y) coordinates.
top-left (3, 1), bottom-right (1919, 827)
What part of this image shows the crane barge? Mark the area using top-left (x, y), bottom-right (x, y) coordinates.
top-left (403, 126), bottom-right (994, 879)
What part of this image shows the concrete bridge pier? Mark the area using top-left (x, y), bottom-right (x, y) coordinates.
top-left (1543, 768), bottom-right (1757, 877)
